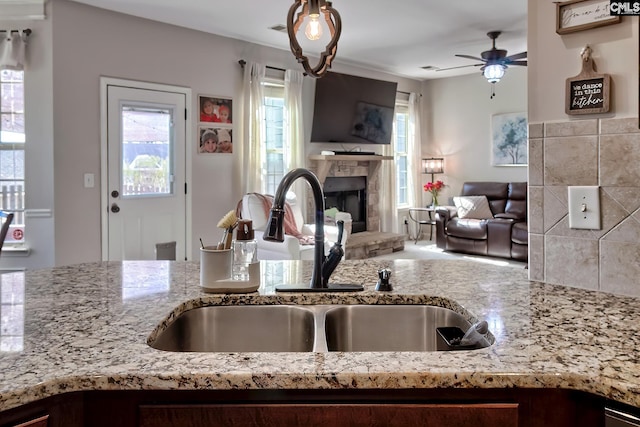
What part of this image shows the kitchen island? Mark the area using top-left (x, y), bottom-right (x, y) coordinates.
top-left (0, 259), bottom-right (638, 425)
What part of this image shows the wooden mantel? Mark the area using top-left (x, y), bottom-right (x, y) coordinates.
top-left (308, 154), bottom-right (393, 183)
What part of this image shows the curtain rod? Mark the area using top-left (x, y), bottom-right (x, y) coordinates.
top-left (0, 29), bottom-right (31, 36)
top-left (238, 60), bottom-right (421, 96)
top-left (397, 90), bottom-right (422, 97)
top-left (238, 60), bottom-right (286, 73)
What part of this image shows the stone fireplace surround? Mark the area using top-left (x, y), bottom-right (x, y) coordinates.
top-left (308, 154), bottom-right (405, 259)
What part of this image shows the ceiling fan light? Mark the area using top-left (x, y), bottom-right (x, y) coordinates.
top-left (483, 64), bottom-right (505, 83)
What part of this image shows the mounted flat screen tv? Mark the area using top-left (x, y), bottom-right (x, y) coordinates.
top-left (310, 71), bottom-right (398, 145)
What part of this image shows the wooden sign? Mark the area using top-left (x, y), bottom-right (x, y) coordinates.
top-left (565, 46), bottom-right (610, 115)
top-left (556, 0), bottom-right (621, 35)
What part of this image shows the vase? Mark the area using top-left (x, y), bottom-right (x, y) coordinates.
top-left (431, 194), bottom-right (439, 207)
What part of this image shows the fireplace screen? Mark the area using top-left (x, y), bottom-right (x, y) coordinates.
top-left (323, 176), bottom-right (367, 233)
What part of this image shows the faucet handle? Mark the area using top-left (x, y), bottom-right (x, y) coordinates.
top-left (376, 268), bottom-right (392, 291)
top-left (322, 222), bottom-right (345, 287)
top-left (335, 220), bottom-right (344, 245)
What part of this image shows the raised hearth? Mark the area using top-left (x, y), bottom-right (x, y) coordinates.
top-left (345, 231), bottom-right (405, 260)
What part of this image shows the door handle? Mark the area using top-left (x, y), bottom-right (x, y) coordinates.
top-left (110, 203), bottom-right (120, 213)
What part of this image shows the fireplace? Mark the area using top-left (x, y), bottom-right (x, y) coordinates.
top-left (323, 176), bottom-right (367, 233)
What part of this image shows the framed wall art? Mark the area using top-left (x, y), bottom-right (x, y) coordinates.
top-left (198, 95), bottom-right (233, 124)
top-left (198, 127), bottom-right (233, 154)
top-left (350, 101), bottom-right (394, 144)
top-left (491, 112), bottom-right (528, 167)
top-left (556, 0), bottom-right (621, 35)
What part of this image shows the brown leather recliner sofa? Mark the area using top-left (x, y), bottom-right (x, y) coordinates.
top-left (435, 182), bottom-right (528, 262)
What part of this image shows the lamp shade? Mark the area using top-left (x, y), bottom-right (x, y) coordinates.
top-left (422, 158), bottom-right (444, 175)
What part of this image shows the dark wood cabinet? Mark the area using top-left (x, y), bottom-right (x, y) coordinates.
top-left (139, 402), bottom-right (518, 427)
top-left (0, 387), bottom-right (621, 427)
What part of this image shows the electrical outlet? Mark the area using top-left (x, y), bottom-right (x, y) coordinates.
top-left (568, 186), bottom-right (600, 229)
top-left (403, 216), bottom-right (408, 225)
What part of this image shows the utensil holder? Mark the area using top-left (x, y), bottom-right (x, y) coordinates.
top-left (199, 246), bottom-right (260, 293)
top-left (200, 247), bottom-right (232, 287)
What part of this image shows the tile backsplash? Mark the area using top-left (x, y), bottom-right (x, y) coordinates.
top-left (528, 117), bottom-right (640, 297)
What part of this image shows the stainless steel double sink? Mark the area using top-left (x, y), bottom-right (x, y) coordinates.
top-left (149, 305), bottom-right (491, 353)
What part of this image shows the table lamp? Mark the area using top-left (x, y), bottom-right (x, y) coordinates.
top-left (422, 158), bottom-right (444, 184)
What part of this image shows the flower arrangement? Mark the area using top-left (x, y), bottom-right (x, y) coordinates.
top-left (423, 180), bottom-right (445, 206)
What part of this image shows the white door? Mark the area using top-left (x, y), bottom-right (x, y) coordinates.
top-left (105, 85), bottom-right (187, 261)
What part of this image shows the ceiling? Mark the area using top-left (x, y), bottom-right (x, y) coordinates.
top-left (67, 0), bottom-right (528, 81)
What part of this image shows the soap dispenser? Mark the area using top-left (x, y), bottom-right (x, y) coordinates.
top-left (232, 219), bottom-right (258, 281)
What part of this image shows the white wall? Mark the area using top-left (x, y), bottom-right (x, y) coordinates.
top-left (1, 0), bottom-right (422, 268)
top-left (421, 67), bottom-right (528, 206)
top-left (528, 2), bottom-right (637, 122)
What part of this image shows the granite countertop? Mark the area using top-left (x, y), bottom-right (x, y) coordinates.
top-left (0, 259), bottom-right (639, 412)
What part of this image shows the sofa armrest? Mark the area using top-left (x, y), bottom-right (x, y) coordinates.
top-left (253, 230), bottom-right (306, 260)
top-left (302, 221), bottom-right (350, 247)
top-left (434, 206), bottom-right (456, 249)
top-left (435, 206), bottom-right (457, 223)
top-left (495, 212), bottom-right (524, 220)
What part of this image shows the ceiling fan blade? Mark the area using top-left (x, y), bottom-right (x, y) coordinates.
top-left (455, 54), bottom-right (485, 62)
top-left (505, 51), bottom-right (527, 61)
top-left (509, 60), bottom-right (528, 66)
top-left (436, 63), bottom-right (483, 72)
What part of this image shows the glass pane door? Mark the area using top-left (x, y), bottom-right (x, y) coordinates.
top-left (121, 106), bottom-right (173, 197)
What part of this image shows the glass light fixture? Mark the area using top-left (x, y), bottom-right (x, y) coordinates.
top-left (422, 158), bottom-right (444, 175)
top-left (304, 6), bottom-right (322, 40)
top-left (483, 63), bottom-right (506, 83)
top-left (421, 157), bottom-right (444, 184)
top-left (287, 0), bottom-right (341, 78)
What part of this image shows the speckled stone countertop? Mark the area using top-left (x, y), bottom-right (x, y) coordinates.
top-left (1, 259), bottom-right (639, 412)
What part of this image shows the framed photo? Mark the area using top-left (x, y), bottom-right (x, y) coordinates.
top-left (491, 112), bottom-right (528, 167)
top-left (556, 0), bottom-right (621, 35)
top-left (198, 126), bottom-right (233, 154)
top-left (198, 95), bottom-right (233, 124)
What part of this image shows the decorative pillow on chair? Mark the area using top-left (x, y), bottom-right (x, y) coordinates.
top-left (453, 196), bottom-right (494, 219)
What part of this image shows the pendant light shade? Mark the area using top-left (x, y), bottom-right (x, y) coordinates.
top-left (287, 0), bottom-right (341, 78)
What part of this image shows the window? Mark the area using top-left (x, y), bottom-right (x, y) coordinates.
top-left (0, 70), bottom-right (25, 244)
top-left (263, 81), bottom-right (285, 195)
top-left (394, 102), bottom-right (409, 207)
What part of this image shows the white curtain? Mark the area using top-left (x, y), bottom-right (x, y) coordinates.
top-left (380, 92), bottom-right (422, 234)
top-left (407, 92), bottom-right (423, 207)
top-left (380, 137), bottom-right (397, 233)
top-left (0, 30), bottom-right (28, 70)
top-left (241, 62), bottom-right (266, 194)
top-left (284, 69), bottom-right (306, 207)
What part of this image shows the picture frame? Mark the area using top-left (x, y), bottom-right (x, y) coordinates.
top-left (198, 126), bottom-right (233, 154)
top-left (491, 112), bottom-right (528, 167)
top-left (556, 0), bottom-right (621, 35)
top-left (350, 101), bottom-right (394, 144)
top-left (198, 95), bottom-right (233, 124)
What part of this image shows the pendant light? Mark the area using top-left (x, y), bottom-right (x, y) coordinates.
top-left (286, 0), bottom-right (341, 78)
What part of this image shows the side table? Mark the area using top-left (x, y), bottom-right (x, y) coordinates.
top-left (408, 207), bottom-right (436, 243)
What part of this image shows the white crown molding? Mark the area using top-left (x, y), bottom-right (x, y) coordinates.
top-left (0, 0), bottom-right (46, 21)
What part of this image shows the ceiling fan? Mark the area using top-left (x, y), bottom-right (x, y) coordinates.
top-left (437, 31), bottom-right (527, 80)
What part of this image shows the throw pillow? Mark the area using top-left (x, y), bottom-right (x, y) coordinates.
top-left (453, 196), bottom-right (494, 219)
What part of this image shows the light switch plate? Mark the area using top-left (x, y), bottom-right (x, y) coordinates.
top-left (84, 173), bottom-right (95, 188)
top-left (568, 186), bottom-right (600, 229)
